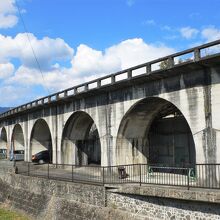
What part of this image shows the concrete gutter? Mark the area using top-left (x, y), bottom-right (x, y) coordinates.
top-left (106, 184), bottom-right (220, 204)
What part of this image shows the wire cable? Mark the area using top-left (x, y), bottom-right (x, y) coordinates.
top-left (15, 0), bottom-right (51, 94)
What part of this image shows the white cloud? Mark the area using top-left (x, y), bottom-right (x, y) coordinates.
top-left (201, 27), bottom-right (220, 42)
top-left (7, 65), bottom-right (77, 92)
top-left (0, 62), bottom-right (14, 79)
top-left (180, 27), bottom-right (199, 39)
top-left (0, 33), bottom-right (175, 106)
top-left (0, 0), bottom-right (16, 14)
top-left (0, 33), bottom-right (74, 69)
top-left (0, 85), bottom-right (32, 107)
top-left (71, 44), bottom-right (121, 77)
top-left (5, 38), bottom-right (175, 94)
top-left (0, 0), bottom-right (18, 29)
top-left (70, 38), bottom-right (174, 80)
top-left (105, 38), bottom-right (175, 69)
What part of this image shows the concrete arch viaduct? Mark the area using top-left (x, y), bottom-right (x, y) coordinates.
top-left (1, 40), bottom-right (220, 167)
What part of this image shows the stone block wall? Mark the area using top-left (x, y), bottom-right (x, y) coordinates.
top-left (0, 170), bottom-right (105, 207)
top-left (0, 169), bottom-right (144, 220)
top-left (0, 167), bottom-right (220, 219)
top-left (0, 179), bottom-right (49, 218)
top-left (107, 192), bottom-right (220, 220)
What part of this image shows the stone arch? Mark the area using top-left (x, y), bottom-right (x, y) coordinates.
top-left (61, 111), bottom-right (101, 165)
top-left (116, 97), bottom-right (196, 166)
top-left (0, 127), bottom-right (8, 157)
top-left (30, 119), bottom-right (53, 163)
top-left (11, 124), bottom-right (25, 151)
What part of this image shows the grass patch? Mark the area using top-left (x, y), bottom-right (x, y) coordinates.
top-left (0, 208), bottom-right (30, 220)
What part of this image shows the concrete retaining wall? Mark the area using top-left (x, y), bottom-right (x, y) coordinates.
top-left (0, 168), bottom-right (143, 220)
top-left (0, 168), bottom-right (220, 220)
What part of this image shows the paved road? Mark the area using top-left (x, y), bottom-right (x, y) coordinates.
top-left (15, 161), bottom-right (193, 187)
top-left (16, 162), bottom-right (103, 184)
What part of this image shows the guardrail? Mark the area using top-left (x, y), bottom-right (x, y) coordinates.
top-left (1, 39), bottom-right (220, 119)
top-left (15, 162), bottom-right (220, 189)
top-left (16, 162), bottom-right (103, 185)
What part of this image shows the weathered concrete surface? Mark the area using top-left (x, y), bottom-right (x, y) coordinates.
top-left (0, 168), bottom-right (220, 219)
top-left (0, 64), bottom-right (220, 168)
top-left (43, 197), bottom-right (144, 220)
top-left (107, 184), bottom-right (220, 204)
top-left (0, 178), bottom-right (144, 220)
top-left (62, 111), bottom-right (101, 165)
top-left (0, 169), bottom-right (145, 220)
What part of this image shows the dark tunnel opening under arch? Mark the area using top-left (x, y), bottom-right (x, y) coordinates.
top-left (61, 111), bottom-right (101, 166)
top-left (11, 124), bottom-right (25, 151)
top-left (116, 97), bottom-right (196, 167)
top-left (0, 127), bottom-right (7, 149)
top-left (0, 127), bottom-right (8, 157)
top-left (30, 119), bottom-right (53, 163)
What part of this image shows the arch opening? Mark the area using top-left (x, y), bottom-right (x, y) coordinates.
top-left (0, 127), bottom-right (8, 158)
top-left (116, 97), bottom-right (196, 167)
top-left (11, 124), bottom-right (25, 160)
top-left (62, 112), bottom-right (101, 166)
top-left (30, 119), bottom-right (52, 163)
top-left (12, 124), bottom-right (25, 151)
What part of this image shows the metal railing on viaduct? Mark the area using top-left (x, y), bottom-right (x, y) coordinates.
top-left (15, 162), bottom-right (220, 190)
top-left (1, 39), bottom-right (220, 119)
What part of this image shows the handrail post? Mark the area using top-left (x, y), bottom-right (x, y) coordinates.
top-left (187, 168), bottom-right (190, 190)
top-left (72, 165), bottom-right (74, 182)
top-left (28, 162), bottom-right (30, 176)
top-left (146, 64), bottom-right (151, 74)
top-left (127, 70), bottom-right (132, 79)
top-left (194, 48), bottom-right (200, 62)
top-left (13, 158), bottom-right (16, 168)
top-left (111, 75), bottom-right (115, 84)
top-left (48, 163), bottom-right (49, 179)
top-left (103, 167), bottom-right (105, 186)
top-left (168, 57), bottom-right (174, 68)
top-left (97, 80), bottom-right (101, 88)
top-left (74, 87), bottom-right (78, 95)
top-left (139, 164), bottom-right (142, 186)
top-left (64, 90), bottom-right (67, 98)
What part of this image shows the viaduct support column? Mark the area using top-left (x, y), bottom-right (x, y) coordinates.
top-left (202, 67), bottom-right (216, 164)
top-left (103, 92), bottom-right (113, 167)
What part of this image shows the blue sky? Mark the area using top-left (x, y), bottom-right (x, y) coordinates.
top-left (0, 0), bottom-right (220, 107)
